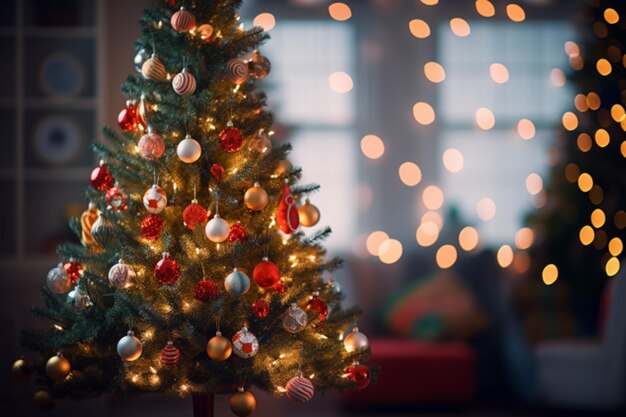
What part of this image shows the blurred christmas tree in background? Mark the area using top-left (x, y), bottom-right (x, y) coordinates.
top-left (12, 0), bottom-right (373, 415)
top-left (522, 0), bottom-right (626, 339)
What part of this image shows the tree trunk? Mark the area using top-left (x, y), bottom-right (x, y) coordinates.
top-left (192, 393), bottom-right (215, 417)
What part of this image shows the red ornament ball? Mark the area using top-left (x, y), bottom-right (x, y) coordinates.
top-left (227, 222), bottom-right (248, 244)
top-left (305, 293), bottom-right (328, 323)
top-left (138, 131), bottom-right (165, 160)
top-left (160, 341), bottom-right (181, 367)
top-left (183, 200), bottom-right (208, 230)
top-left (273, 282), bottom-right (286, 294)
top-left (251, 299), bottom-right (269, 319)
top-left (90, 163), bottom-right (114, 191)
top-left (171, 8), bottom-right (196, 32)
top-left (219, 126), bottom-right (244, 153)
top-left (117, 103), bottom-right (140, 132)
top-left (154, 254), bottom-right (180, 285)
top-left (194, 280), bottom-right (220, 302)
top-left (63, 260), bottom-right (83, 284)
top-left (252, 259), bottom-right (280, 289)
top-left (141, 214), bottom-right (164, 240)
top-left (105, 186), bottom-right (128, 211)
top-left (210, 163), bottom-right (225, 182)
top-left (344, 363), bottom-right (371, 390)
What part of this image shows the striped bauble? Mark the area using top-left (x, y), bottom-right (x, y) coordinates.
top-left (171, 8), bottom-right (196, 32)
top-left (91, 215), bottom-right (114, 247)
top-left (172, 69), bottom-right (196, 95)
top-left (160, 341), bottom-right (180, 367)
top-left (226, 58), bottom-right (249, 84)
top-left (285, 375), bottom-right (314, 402)
top-left (108, 260), bottom-right (133, 289)
top-left (141, 55), bottom-right (167, 82)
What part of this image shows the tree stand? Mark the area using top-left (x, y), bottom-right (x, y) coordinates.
top-left (192, 393), bottom-right (215, 417)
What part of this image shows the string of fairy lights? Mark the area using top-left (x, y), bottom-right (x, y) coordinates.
top-left (253, 0), bottom-right (624, 283)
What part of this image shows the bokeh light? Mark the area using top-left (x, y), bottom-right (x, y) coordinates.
top-left (497, 245), bottom-right (514, 268)
top-left (416, 222), bottom-right (439, 247)
top-left (442, 148), bottom-right (464, 173)
top-left (413, 102), bottom-right (436, 125)
top-left (542, 264), bottom-right (559, 285)
top-left (360, 135), bottom-right (385, 159)
top-left (515, 227), bottom-right (534, 250)
top-left (513, 252), bottom-right (531, 274)
top-left (421, 211), bottom-right (443, 231)
top-left (422, 185), bottom-right (445, 210)
top-left (577, 133), bottom-right (592, 152)
top-left (562, 112), bottom-right (578, 131)
top-left (604, 8), bottom-right (619, 24)
top-left (328, 3), bottom-right (352, 21)
top-left (596, 58), bottom-right (612, 76)
top-left (475, 0), bottom-right (495, 17)
top-left (594, 129), bottom-right (610, 147)
top-left (550, 68), bottom-right (566, 87)
top-left (579, 225), bottom-right (595, 246)
top-left (366, 231), bottom-right (389, 256)
top-left (398, 162), bottom-right (422, 186)
top-left (609, 237), bottom-right (623, 257)
top-left (606, 257), bottom-right (620, 277)
top-left (564, 41), bottom-right (580, 57)
top-left (420, 0), bottom-right (439, 5)
top-left (525, 173), bottom-right (543, 195)
top-left (459, 226), bottom-right (479, 251)
top-left (506, 4), bottom-right (526, 22)
top-left (517, 119), bottom-right (536, 140)
top-left (253, 13), bottom-right (276, 31)
top-left (565, 163), bottom-right (580, 183)
top-left (589, 185), bottom-right (604, 205)
top-left (476, 198), bottom-right (496, 221)
top-left (577, 173), bottom-right (593, 192)
top-left (378, 239), bottom-right (403, 264)
top-left (615, 211), bottom-right (626, 229)
top-left (574, 94), bottom-right (589, 112)
top-left (450, 18), bottom-right (471, 37)
top-left (409, 19), bottom-right (431, 39)
top-left (424, 61), bottom-right (446, 83)
top-left (591, 208), bottom-right (606, 228)
top-left (611, 104), bottom-right (625, 122)
top-left (328, 71), bottom-right (353, 93)
top-left (436, 245), bottom-right (458, 269)
top-left (489, 63), bottom-right (509, 84)
top-left (475, 107), bottom-right (495, 130)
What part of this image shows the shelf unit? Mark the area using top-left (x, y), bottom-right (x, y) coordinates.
top-left (0, 0), bottom-right (104, 265)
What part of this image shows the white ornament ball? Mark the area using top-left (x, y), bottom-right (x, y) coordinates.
top-left (117, 331), bottom-right (143, 361)
top-left (205, 214), bottom-right (230, 243)
top-left (47, 263), bottom-right (72, 294)
top-left (224, 268), bottom-right (250, 297)
top-left (143, 184), bottom-right (168, 214)
top-left (176, 134), bottom-right (202, 163)
top-left (172, 69), bottom-right (197, 96)
top-left (232, 327), bottom-right (259, 358)
top-left (343, 326), bottom-right (369, 353)
top-left (108, 260), bottom-right (133, 289)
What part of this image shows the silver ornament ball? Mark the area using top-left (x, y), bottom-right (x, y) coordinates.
top-left (176, 134), bottom-right (202, 163)
top-left (344, 327), bottom-right (369, 353)
top-left (205, 215), bottom-right (230, 242)
top-left (47, 263), bottom-right (72, 294)
top-left (117, 331), bottom-right (143, 361)
top-left (224, 268), bottom-right (250, 297)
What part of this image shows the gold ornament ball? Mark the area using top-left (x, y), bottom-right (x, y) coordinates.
top-left (206, 332), bottom-right (232, 361)
top-left (33, 389), bottom-right (56, 411)
top-left (12, 358), bottom-right (32, 382)
top-left (46, 354), bottom-right (71, 382)
top-left (229, 388), bottom-right (256, 417)
top-left (344, 327), bottom-right (369, 353)
top-left (275, 159), bottom-right (292, 176)
top-left (244, 183), bottom-right (269, 211)
top-left (298, 200), bottom-right (320, 227)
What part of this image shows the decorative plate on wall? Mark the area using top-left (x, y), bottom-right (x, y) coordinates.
top-left (32, 115), bottom-right (82, 165)
top-left (39, 53), bottom-right (85, 97)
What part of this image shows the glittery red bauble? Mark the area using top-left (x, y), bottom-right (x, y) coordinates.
top-left (160, 341), bottom-right (180, 367)
top-left (251, 299), bottom-right (269, 319)
top-left (63, 261), bottom-right (83, 284)
top-left (227, 222), bottom-right (248, 244)
top-left (218, 126), bottom-right (244, 153)
top-left (306, 294), bottom-right (328, 322)
top-left (105, 187), bottom-right (128, 211)
top-left (182, 201), bottom-right (208, 230)
top-left (155, 255), bottom-right (180, 285)
top-left (90, 163), bottom-right (114, 191)
top-left (194, 280), bottom-right (220, 302)
top-left (117, 104), bottom-right (140, 132)
top-left (344, 363), bottom-right (371, 390)
top-left (253, 259), bottom-right (280, 289)
top-left (140, 214), bottom-right (164, 240)
top-left (273, 282), bottom-right (286, 294)
top-left (210, 163), bottom-right (225, 182)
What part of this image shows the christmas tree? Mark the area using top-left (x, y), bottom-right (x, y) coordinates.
top-left (13, 1), bottom-right (372, 414)
top-left (524, 0), bottom-right (626, 337)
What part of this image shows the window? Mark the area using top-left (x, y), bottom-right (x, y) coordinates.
top-left (438, 22), bottom-right (573, 244)
top-left (262, 21), bottom-right (357, 251)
